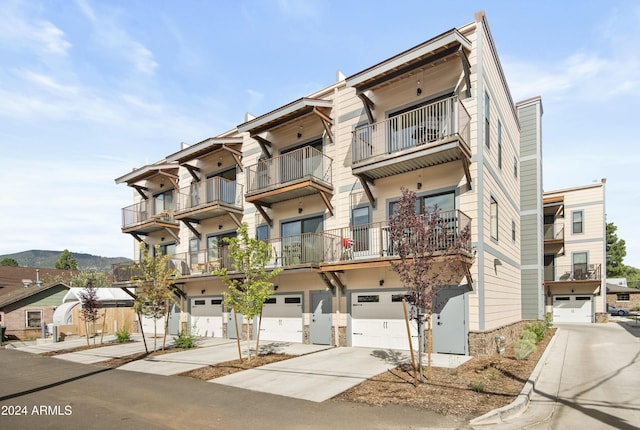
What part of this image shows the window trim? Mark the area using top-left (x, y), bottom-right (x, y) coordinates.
top-left (497, 120), bottom-right (502, 169)
top-left (512, 219), bottom-right (516, 242)
top-left (572, 210), bottom-right (584, 234)
top-left (490, 196), bottom-right (499, 241)
top-left (26, 310), bottom-right (42, 329)
top-left (484, 91), bottom-right (490, 149)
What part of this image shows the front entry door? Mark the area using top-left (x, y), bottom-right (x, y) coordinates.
top-left (431, 287), bottom-right (468, 354)
top-left (310, 290), bottom-right (332, 345)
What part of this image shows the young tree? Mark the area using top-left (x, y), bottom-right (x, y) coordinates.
top-left (0, 257), bottom-right (19, 266)
top-left (388, 188), bottom-right (472, 381)
top-left (214, 223), bottom-right (282, 361)
top-left (131, 244), bottom-right (179, 352)
top-left (55, 249), bottom-right (78, 270)
top-left (606, 222), bottom-right (627, 278)
top-left (78, 278), bottom-right (101, 346)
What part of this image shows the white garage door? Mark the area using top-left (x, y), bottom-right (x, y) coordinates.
top-left (553, 295), bottom-right (593, 323)
top-left (191, 297), bottom-right (223, 337)
top-left (351, 291), bottom-right (417, 350)
top-left (257, 294), bottom-right (303, 343)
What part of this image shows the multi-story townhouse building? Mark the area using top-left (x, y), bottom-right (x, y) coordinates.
top-left (541, 181), bottom-right (607, 323)
top-left (114, 11), bottom-right (540, 356)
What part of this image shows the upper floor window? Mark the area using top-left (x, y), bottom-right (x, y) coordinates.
top-left (514, 156), bottom-right (518, 178)
top-left (154, 189), bottom-right (174, 214)
top-left (572, 211), bottom-right (584, 234)
top-left (512, 219), bottom-right (516, 242)
top-left (484, 92), bottom-right (490, 149)
top-left (256, 225), bottom-right (269, 242)
top-left (158, 242), bottom-right (176, 256)
top-left (388, 191), bottom-right (455, 218)
top-left (490, 196), bottom-right (498, 241)
top-left (497, 120), bottom-right (502, 169)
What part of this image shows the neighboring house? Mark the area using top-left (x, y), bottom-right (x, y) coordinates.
top-left (114, 11), bottom-right (545, 356)
top-left (541, 182), bottom-right (607, 323)
top-left (606, 282), bottom-right (640, 312)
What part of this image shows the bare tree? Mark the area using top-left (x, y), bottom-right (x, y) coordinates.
top-left (389, 187), bottom-right (472, 381)
top-left (78, 278), bottom-right (100, 346)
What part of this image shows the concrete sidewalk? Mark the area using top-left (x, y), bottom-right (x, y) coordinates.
top-left (53, 338), bottom-right (171, 364)
top-left (12, 335), bottom-right (116, 354)
top-left (117, 339), bottom-right (331, 376)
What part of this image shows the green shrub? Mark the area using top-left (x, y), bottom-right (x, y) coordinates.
top-left (174, 331), bottom-right (197, 349)
top-left (469, 380), bottom-right (486, 393)
top-left (545, 312), bottom-right (553, 329)
top-left (527, 321), bottom-right (547, 343)
top-left (520, 329), bottom-right (537, 344)
top-left (115, 328), bottom-right (131, 343)
top-left (514, 338), bottom-right (537, 360)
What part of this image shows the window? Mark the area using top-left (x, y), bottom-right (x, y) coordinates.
top-left (573, 252), bottom-right (588, 280)
top-left (351, 206), bottom-right (370, 252)
top-left (484, 92), bottom-right (490, 149)
top-left (281, 216), bottom-right (323, 264)
top-left (490, 197), bottom-right (498, 240)
top-left (617, 293), bottom-right (630, 301)
top-left (207, 232), bottom-right (235, 263)
top-left (194, 299), bottom-right (205, 306)
top-left (154, 189), bottom-right (174, 214)
top-left (26, 310), bottom-right (42, 328)
top-left (572, 211), bottom-right (583, 234)
top-left (357, 295), bottom-right (379, 303)
top-left (514, 156), bottom-right (518, 178)
top-left (284, 297), bottom-right (301, 304)
top-left (497, 120), bottom-right (502, 169)
top-left (389, 191), bottom-right (455, 218)
top-left (256, 225), bottom-right (269, 242)
top-left (264, 298), bottom-right (277, 304)
top-left (512, 220), bottom-right (516, 241)
top-left (158, 242), bottom-right (176, 256)
top-left (189, 238), bottom-right (199, 267)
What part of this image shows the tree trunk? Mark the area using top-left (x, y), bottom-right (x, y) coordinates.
top-left (137, 310), bottom-right (148, 354)
top-left (402, 299), bottom-right (418, 387)
top-left (100, 309), bottom-right (107, 344)
top-left (85, 321), bottom-right (90, 346)
top-left (417, 314), bottom-right (424, 382)
top-left (233, 307), bottom-right (242, 362)
top-left (162, 303), bottom-right (170, 351)
top-left (426, 311), bottom-right (432, 380)
top-left (255, 311), bottom-right (263, 359)
top-left (153, 318), bottom-right (157, 351)
top-left (246, 319), bottom-right (251, 361)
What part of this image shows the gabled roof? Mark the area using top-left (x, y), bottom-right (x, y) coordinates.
top-left (0, 267), bottom-right (76, 299)
top-left (237, 98), bottom-right (332, 135)
top-left (606, 285), bottom-right (640, 294)
top-left (165, 137), bottom-right (243, 164)
top-left (114, 162), bottom-right (179, 185)
top-left (0, 281), bottom-right (70, 308)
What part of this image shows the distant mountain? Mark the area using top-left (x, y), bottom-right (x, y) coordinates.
top-left (0, 250), bottom-right (131, 273)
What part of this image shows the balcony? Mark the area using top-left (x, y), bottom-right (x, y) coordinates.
top-left (266, 233), bottom-right (335, 268)
top-left (174, 177), bottom-right (243, 222)
top-left (245, 146), bottom-right (333, 207)
top-left (544, 264), bottom-right (602, 283)
top-left (121, 198), bottom-right (179, 235)
top-left (321, 209), bottom-right (472, 270)
top-left (351, 96), bottom-right (471, 181)
top-left (544, 223), bottom-right (564, 245)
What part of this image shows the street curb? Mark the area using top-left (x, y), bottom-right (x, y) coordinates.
top-left (468, 328), bottom-right (560, 426)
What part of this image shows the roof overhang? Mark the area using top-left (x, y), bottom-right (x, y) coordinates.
top-left (166, 137), bottom-right (243, 164)
top-left (345, 29), bottom-right (471, 93)
top-left (238, 98), bottom-right (333, 135)
top-left (115, 163), bottom-right (179, 186)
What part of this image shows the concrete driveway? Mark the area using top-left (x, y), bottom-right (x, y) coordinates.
top-left (211, 347), bottom-right (410, 402)
top-left (117, 339), bottom-right (331, 376)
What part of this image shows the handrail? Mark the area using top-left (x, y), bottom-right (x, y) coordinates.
top-left (121, 194), bottom-right (176, 229)
top-left (544, 263), bottom-right (602, 282)
top-left (543, 223), bottom-right (564, 241)
top-left (175, 176), bottom-right (243, 212)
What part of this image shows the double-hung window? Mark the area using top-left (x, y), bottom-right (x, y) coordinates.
top-left (26, 310), bottom-right (42, 328)
top-left (572, 211), bottom-right (583, 234)
top-left (490, 197), bottom-right (499, 241)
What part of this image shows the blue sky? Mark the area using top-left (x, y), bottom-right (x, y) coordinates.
top-left (1, 0), bottom-right (638, 268)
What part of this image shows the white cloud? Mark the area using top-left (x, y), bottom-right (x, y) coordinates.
top-left (0, 8), bottom-right (71, 56)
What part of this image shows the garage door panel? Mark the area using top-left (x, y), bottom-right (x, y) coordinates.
top-left (258, 294), bottom-right (303, 343)
top-left (553, 295), bottom-right (592, 323)
top-left (191, 297), bottom-right (223, 337)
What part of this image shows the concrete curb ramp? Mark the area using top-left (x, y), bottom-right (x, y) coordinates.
top-left (210, 347), bottom-right (409, 403)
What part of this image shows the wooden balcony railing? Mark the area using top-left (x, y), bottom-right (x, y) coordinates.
top-left (245, 146), bottom-right (333, 196)
top-left (322, 209), bottom-right (472, 264)
top-left (544, 263), bottom-right (602, 282)
top-left (352, 96), bottom-right (470, 165)
top-left (121, 196), bottom-right (177, 230)
top-left (175, 176), bottom-right (243, 217)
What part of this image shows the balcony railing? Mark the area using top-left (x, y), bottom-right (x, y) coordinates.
top-left (266, 233), bottom-right (336, 267)
top-left (352, 96), bottom-right (470, 166)
top-left (544, 264), bottom-right (602, 282)
top-left (245, 146), bottom-right (333, 196)
top-left (322, 210), bottom-right (472, 264)
top-left (121, 197), bottom-right (177, 230)
top-left (175, 176), bottom-right (243, 219)
top-left (544, 224), bottom-right (564, 242)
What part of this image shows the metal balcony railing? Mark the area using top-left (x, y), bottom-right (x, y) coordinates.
top-left (322, 210), bottom-right (472, 263)
top-left (544, 224), bottom-right (564, 241)
top-left (544, 263), bottom-right (602, 282)
top-left (121, 195), bottom-right (176, 229)
top-left (175, 176), bottom-right (243, 214)
top-left (245, 146), bottom-right (333, 195)
top-left (352, 96), bottom-right (470, 165)
top-left (266, 233), bottom-right (336, 267)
